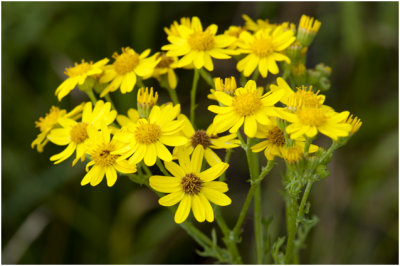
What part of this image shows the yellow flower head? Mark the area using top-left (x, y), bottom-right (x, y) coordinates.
top-left (153, 52), bottom-right (178, 89)
top-left (81, 125), bottom-right (136, 187)
top-left (282, 145), bottom-right (304, 164)
top-left (32, 104), bottom-right (84, 152)
top-left (173, 114), bottom-right (240, 166)
top-left (208, 80), bottom-right (284, 138)
top-left (164, 17), bottom-right (192, 37)
top-left (162, 16), bottom-right (237, 71)
top-left (137, 87), bottom-right (158, 118)
top-left (208, 76), bottom-right (237, 100)
top-left (297, 14), bottom-right (321, 46)
top-left (279, 106), bottom-right (352, 141)
top-left (150, 145), bottom-right (231, 224)
top-left (270, 77), bottom-right (325, 111)
top-left (242, 14), bottom-right (274, 32)
top-left (113, 104), bottom-right (188, 166)
top-left (47, 100), bottom-right (117, 165)
top-left (99, 47), bottom-right (159, 97)
top-left (55, 58), bottom-right (109, 101)
top-left (236, 27), bottom-right (295, 78)
top-left (252, 119), bottom-right (318, 161)
top-left (345, 114), bottom-right (362, 134)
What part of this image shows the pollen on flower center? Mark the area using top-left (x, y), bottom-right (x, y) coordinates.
top-left (70, 122), bottom-right (88, 144)
top-left (65, 60), bottom-right (91, 77)
top-left (181, 173), bottom-right (203, 195)
top-left (297, 108), bottom-right (326, 126)
top-left (92, 144), bottom-right (119, 167)
top-left (267, 127), bottom-right (285, 146)
top-left (232, 92), bottom-right (262, 116)
top-left (188, 31), bottom-right (215, 51)
top-left (35, 106), bottom-right (64, 132)
top-left (191, 130), bottom-right (211, 148)
top-left (288, 86), bottom-right (322, 109)
top-left (252, 38), bottom-right (274, 57)
top-left (114, 51), bottom-right (140, 75)
top-left (156, 53), bottom-right (174, 68)
top-left (134, 121), bottom-right (161, 144)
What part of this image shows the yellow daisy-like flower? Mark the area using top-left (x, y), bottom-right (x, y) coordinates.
top-left (173, 114), bottom-right (240, 166)
top-left (279, 106), bottom-right (352, 140)
top-left (282, 145), bottom-right (305, 164)
top-left (47, 100), bottom-right (117, 165)
top-left (99, 47), bottom-right (159, 97)
top-left (149, 145), bottom-right (231, 224)
top-left (236, 27), bottom-right (295, 78)
top-left (32, 104), bottom-right (84, 152)
top-left (208, 76), bottom-right (238, 100)
top-left (152, 52), bottom-right (179, 90)
top-left (251, 120), bottom-right (318, 160)
top-left (208, 80), bottom-right (284, 138)
top-left (242, 14), bottom-right (275, 32)
top-left (55, 58), bottom-right (109, 101)
top-left (164, 17), bottom-right (192, 37)
top-left (270, 77), bottom-right (326, 110)
top-left (224, 25), bottom-right (247, 48)
top-left (113, 104), bottom-right (188, 166)
top-left (81, 125), bottom-right (137, 187)
top-left (162, 16), bottom-right (236, 71)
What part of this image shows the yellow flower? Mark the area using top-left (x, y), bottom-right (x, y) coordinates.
top-left (282, 145), bottom-right (305, 164)
top-left (81, 125), bottom-right (137, 187)
top-left (47, 100), bottom-right (117, 165)
top-left (208, 80), bottom-right (284, 138)
top-left (164, 17), bottom-right (192, 37)
top-left (137, 87), bottom-right (158, 118)
top-left (236, 27), bottom-right (295, 78)
top-left (99, 47), bottom-right (159, 97)
top-left (345, 114), bottom-right (362, 134)
top-left (152, 52), bottom-right (179, 90)
top-left (173, 114), bottom-right (240, 166)
top-left (252, 120), bottom-right (318, 160)
top-left (208, 76), bottom-right (237, 100)
top-left (270, 77), bottom-right (326, 110)
top-left (116, 108), bottom-right (140, 128)
top-left (279, 106), bottom-right (352, 140)
top-left (113, 104), bottom-right (188, 166)
top-left (55, 58), bottom-right (109, 101)
top-left (32, 104), bottom-right (83, 152)
top-left (297, 14), bottom-right (321, 46)
top-left (224, 26), bottom-right (247, 48)
top-left (162, 16), bottom-right (236, 71)
top-left (242, 14), bottom-right (274, 32)
top-left (149, 145), bottom-right (231, 223)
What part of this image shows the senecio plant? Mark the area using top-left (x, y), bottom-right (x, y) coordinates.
top-left (33, 14), bottom-right (362, 264)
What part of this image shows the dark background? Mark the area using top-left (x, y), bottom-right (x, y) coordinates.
top-left (2, 2), bottom-right (398, 264)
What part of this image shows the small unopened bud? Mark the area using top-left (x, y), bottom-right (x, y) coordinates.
top-left (297, 15), bottom-right (321, 46)
top-left (137, 87), bottom-right (158, 118)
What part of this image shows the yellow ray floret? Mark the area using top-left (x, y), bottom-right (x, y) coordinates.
top-left (113, 103), bottom-right (188, 166)
top-left (55, 58), bottom-right (109, 101)
top-left (208, 80), bottom-right (284, 138)
top-left (150, 145), bottom-right (231, 224)
top-left (236, 26), bottom-right (295, 78)
top-left (162, 16), bottom-right (237, 71)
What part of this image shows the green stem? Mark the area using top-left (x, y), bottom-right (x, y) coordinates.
top-left (297, 181), bottom-right (313, 224)
top-left (166, 86), bottom-right (180, 105)
top-left (236, 131), bottom-right (247, 150)
top-left (85, 90), bottom-right (97, 104)
top-left (284, 194), bottom-right (298, 264)
top-left (141, 163), bottom-right (152, 177)
top-left (156, 159), bottom-right (170, 176)
top-left (219, 149), bottom-right (232, 182)
top-left (232, 183), bottom-right (256, 236)
top-left (190, 69), bottom-right (200, 127)
top-left (198, 68), bottom-right (215, 87)
top-left (251, 69), bottom-right (260, 82)
top-left (104, 94), bottom-right (117, 110)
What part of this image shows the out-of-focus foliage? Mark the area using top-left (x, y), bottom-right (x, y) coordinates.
top-left (2, 2), bottom-right (398, 264)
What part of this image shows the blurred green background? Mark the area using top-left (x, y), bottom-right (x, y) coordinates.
top-left (2, 2), bottom-right (398, 264)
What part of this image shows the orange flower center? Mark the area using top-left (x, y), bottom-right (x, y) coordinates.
top-left (267, 127), bottom-right (285, 146)
top-left (181, 173), bottom-right (203, 195)
top-left (91, 143), bottom-right (118, 167)
top-left (191, 130), bottom-right (211, 148)
top-left (188, 31), bottom-right (215, 51)
top-left (156, 53), bottom-right (174, 68)
top-left (70, 122), bottom-right (88, 144)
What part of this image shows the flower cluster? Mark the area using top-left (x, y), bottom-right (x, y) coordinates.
top-left (33, 13), bottom-right (361, 231)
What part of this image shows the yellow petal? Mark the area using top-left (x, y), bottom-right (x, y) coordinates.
top-left (202, 187), bottom-right (231, 206)
top-left (190, 145), bottom-right (204, 174)
top-left (203, 181), bottom-right (229, 192)
top-left (191, 194), bottom-right (205, 222)
top-left (198, 193), bottom-right (214, 222)
top-left (155, 141), bottom-right (172, 162)
top-left (105, 167), bottom-right (118, 187)
top-left (144, 143), bottom-right (157, 166)
top-left (204, 148), bottom-right (221, 166)
top-left (149, 175), bottom-right (181, 193)
top-left (159, 191), bottom-right (185, 206)
top-left (244, 116), bottom-right (257, 138)
top-left (174, 195), bottom-right (191, 224)
top-left (164, 160), bottom-right (186, 178)
top-left (198, 162), bottom-right (228, 182)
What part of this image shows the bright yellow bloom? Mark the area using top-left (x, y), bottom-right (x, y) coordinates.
top-left (236, 27), bottom-right (295, 78)
top-left (81, 125), bottom-right (137, 187)
top-left (149, 145), bottom-right (231, 224)
top-left (173, 114), bottom-right (240, 166)
top-left (282, 145), bottom-right (305, 164)
top-left (345, 114), bottom-right (362, 134)
top-left (47, 100), bottom-right (117, 165)
top-left (164, 17), bottom-right (192, 37)
top-left (32, 104), bottom-right (83, 152)
top-left (270, 77), bottom-right (326, 110)
top-left (279, 106), bottom-right (352, 140)
top-left (208, 80), bottom-right (284, 138)
top-left (152, 52), bottom-right (178, 89)
top-left (113, 104), bottom-right (188, 166)
top-left (297, 15), bottom-right (321, 46)
top-left (99, 47), bottom-right (159, 97)
top-left (162, 16), bottom-right (236, 71)
top-left (242, 14), bottom-right (274, 32)
top-left (208, 76), bottom-right (238, 100)
top-left (224, 26), bottom-right (247, 48)
top-left (55, 58), bottom-right (109, 101)
top-left (252, 120), bottom-right (318, 160)
top-left (137, 87), bottom-right (158, 118)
